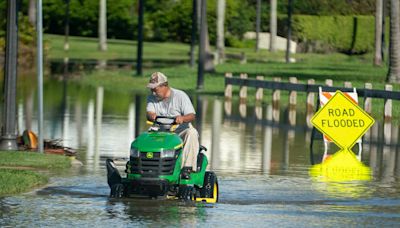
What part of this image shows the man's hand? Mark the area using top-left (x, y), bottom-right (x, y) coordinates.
top-left (175, 116), bottom-right (184, 124)
top-left (147, 112), bottom-right (157, 122)
top-left (175, 114), bottom-right (195, 124)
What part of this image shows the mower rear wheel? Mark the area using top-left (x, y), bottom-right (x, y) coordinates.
top-left (198, 171), bottom-right (218, 203)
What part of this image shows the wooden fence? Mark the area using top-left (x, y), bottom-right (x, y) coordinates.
top-left (224, 72), bottom-right (400, 125)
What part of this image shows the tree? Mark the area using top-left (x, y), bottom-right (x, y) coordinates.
top-left (216, 0), bottom-right (225, 63)
top-left (387, 0), bottom-right (400, 82)
top-left (374, 0), bottom-right (383, 66)
top-left (270, 0), bottom-right (277, 52)
top-left (98, 0), bottom-right (107, 51)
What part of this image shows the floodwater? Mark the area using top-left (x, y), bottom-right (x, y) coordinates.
top-left (1, 76), bottom-right (400, 227)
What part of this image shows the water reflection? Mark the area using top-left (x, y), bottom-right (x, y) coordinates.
top-left (211, 99), bottom-right (222, 170)
top-left (87, 99), bottom-right (95, 163)
top-left (10, 81), bottom-right (400, 179)
top-left (106, 200), bottom-right (207, 226)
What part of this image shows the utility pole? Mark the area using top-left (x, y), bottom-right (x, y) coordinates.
top-left (197, 0), bottom-right (206, 90)
top-left (37, 0), bottom-right (44, 152)
top-left (0, 0), bottom-right (18, 150)
top-left (136, 0), bottom-right (144, 76)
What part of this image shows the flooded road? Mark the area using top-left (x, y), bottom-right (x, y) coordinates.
top-left (1, 79), bottom-right (400, 227)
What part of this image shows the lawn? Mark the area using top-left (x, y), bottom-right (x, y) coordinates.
top-left (0, 151), bottom-right (71, 196)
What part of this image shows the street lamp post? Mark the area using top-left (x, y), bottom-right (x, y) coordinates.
top-left (0, 0), bottom-right (19, 150)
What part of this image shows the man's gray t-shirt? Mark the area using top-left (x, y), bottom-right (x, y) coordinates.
top-left (146, 88), bottom-right (196, 133)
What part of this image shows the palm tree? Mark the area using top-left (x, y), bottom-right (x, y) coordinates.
top-left (270, 0), bottom-right (277, 52)
top-left (374, 0), bottom-right (383, 66)
top-left (387, 0), bottom-right (400, 82)
top-left (98, 0), bottom-right (107, 51)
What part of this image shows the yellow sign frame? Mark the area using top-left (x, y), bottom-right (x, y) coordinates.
top-left (311, 90), bottom-right (375, 149)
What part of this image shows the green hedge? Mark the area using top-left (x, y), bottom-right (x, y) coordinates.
top-left (279, 15), bottom-right (389, 54)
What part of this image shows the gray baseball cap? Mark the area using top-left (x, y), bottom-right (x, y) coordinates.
top-left (147, 72), bottom-right (168, 89)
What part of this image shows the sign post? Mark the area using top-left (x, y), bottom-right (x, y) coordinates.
top-left (310, 91), bottom-right (375, 181)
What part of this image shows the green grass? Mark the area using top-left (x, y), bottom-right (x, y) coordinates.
top-left (0, 151), bottom-right (71, 196)
top-left (0, 169), bottom-right (47, 196)
top-left (0, 151), bottom-right (72, 169)
top-left (46, 34), bottom-right (192, 61)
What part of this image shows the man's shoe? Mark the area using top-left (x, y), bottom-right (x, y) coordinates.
top-left (181, 167), bottom-right (193, 179)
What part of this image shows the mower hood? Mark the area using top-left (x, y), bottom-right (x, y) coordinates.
top-left (131, 132), bottom-right (183, 152)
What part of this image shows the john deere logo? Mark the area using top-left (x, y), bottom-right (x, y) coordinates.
top-left (146, 152), bottom-right (154, 159)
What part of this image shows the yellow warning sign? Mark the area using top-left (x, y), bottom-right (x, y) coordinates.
top-left (311, 91), bottom-right (374, 149)
top-left (309, 149), bottom-right (371, 182)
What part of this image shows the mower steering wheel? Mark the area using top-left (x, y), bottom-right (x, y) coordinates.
top-left (154, 116), bottom-right (177, 126)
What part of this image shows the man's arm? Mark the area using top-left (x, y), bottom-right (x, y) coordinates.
top-left (175, 113), bottom-right (195, 124)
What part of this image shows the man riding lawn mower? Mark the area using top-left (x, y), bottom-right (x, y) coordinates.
top-left (106, 72), bottom-right (219, 202)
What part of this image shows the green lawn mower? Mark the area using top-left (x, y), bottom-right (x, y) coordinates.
top-left (106, 116), bottom-right (219, 203)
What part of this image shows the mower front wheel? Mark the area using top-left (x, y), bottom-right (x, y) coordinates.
top-left (110, 183), bottom-right (125, 198)
top-left (179, 186), bottom-right (195, 201)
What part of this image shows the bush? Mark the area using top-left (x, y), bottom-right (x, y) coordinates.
top-left (278, 15), bottom-right (388, 54)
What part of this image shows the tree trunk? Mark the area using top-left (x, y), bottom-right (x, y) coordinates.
top-left (98, 0), bottom-right (107, 51)
top-left (204, 14), bottom-right (215, 72)
top-left (382, 0), bottom-right (388, 61)
top-left (190, 0), bottom-right (197, 68)
top-left (270, 0), bottom-right (277, 52)
top-left (28, 0), bottom-right (36, 25)
top-left (197, 0), bottom-right (207, 90)
top-left (256, 0), bottom-right (261, 52)
top-left (387, 0), bottom-right (400, 82)
top-left (197, 0), bottom-right (201, 31)
top-left (64, 0), bottom-right (70, 51)
top-left (285, 0), bottom-right (293, 63)
top-left (201, 0), bottom-right (214, 72)
top-left (216, 0), bottom-right (225, 63)
top-left (136, 0), bottom-right (144, 76)
top-left (374, 0), bottom-right (383, 66)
